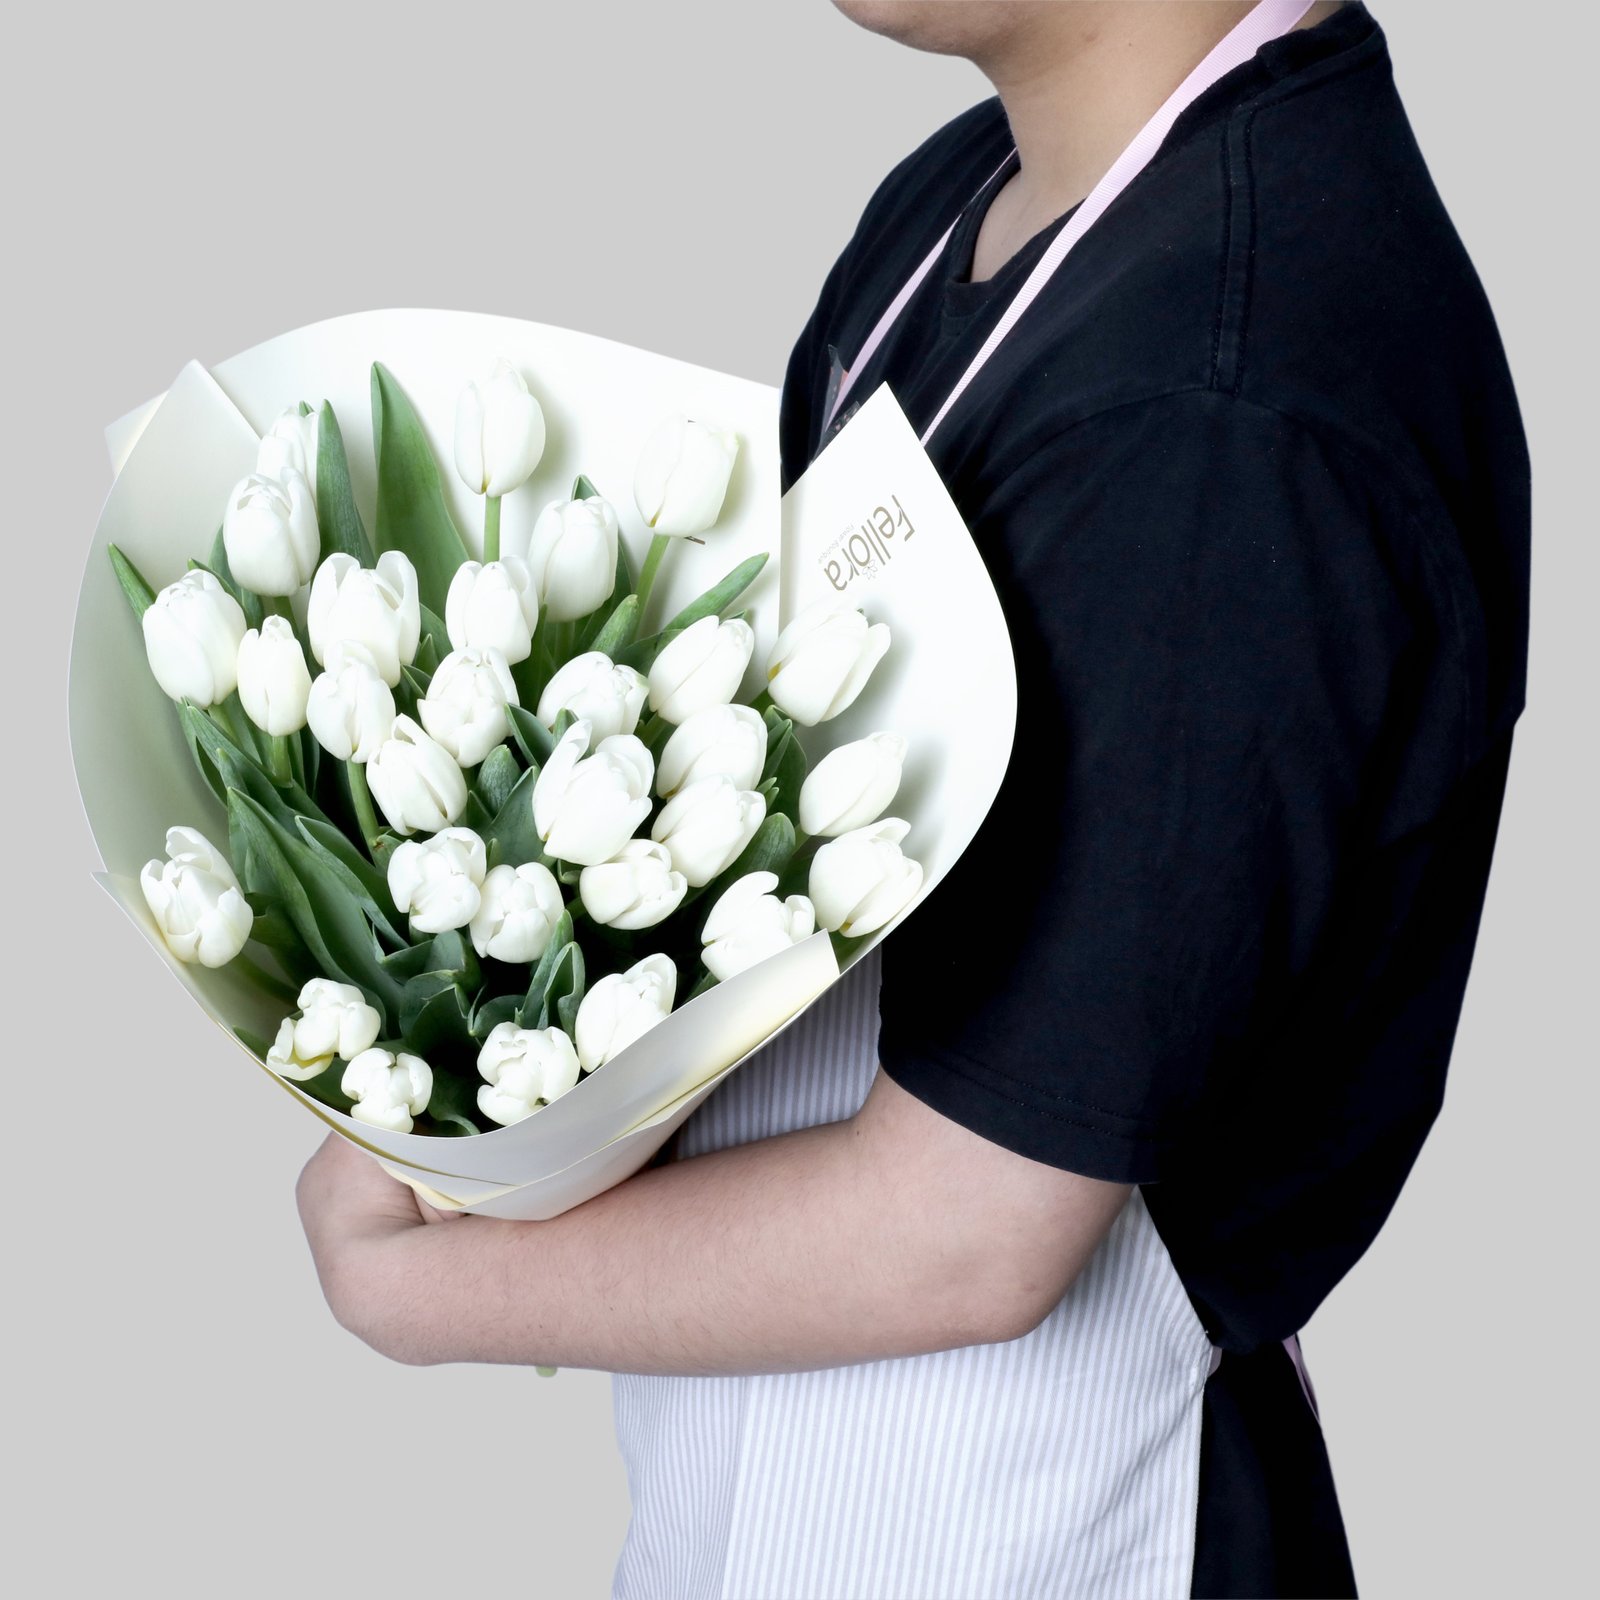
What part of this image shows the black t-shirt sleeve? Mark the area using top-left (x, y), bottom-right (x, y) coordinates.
top-left (876, 391), bottom-right (1446, 1184)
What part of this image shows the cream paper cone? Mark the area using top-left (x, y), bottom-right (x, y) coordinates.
top-left (71, 311), bottom-right (1016, 1215)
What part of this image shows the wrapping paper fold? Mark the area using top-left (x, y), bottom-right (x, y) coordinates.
top-left (71, 309), bottom-right (1017, 1217)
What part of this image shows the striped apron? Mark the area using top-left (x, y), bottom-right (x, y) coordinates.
top-left (611, 947), bottom-right (1216, 1600)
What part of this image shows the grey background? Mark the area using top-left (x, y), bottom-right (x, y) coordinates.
top-left (7, 2), bottom-right (1592, 1595)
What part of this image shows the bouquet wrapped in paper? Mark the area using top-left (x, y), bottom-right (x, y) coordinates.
top-left (70, 310), bottom-right (1016, 1218)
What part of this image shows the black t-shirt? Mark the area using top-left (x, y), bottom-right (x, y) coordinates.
top-left (779, 6), bottom-right (1527, 1590)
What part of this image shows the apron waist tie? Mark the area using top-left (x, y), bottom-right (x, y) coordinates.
top-left (1207, 1334), bottom-right (1321, 1424)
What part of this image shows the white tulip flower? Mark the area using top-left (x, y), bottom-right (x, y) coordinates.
top-left (418, 646), bottom-right (518, 767)
top-left (454, 359), bottom-right (546, 498)
top-left (366, 714), bottom-right (469, 835)
top-left (633, 414), bottom-right (739, 536)
top-left (808, 817), bottom-right (923, 936)
top-left (341, 1048), bottom-right (433, 1133)
top-left (700, 871), bottom-right (816, 982)
top-left (255, 405), bottom-right (319, 500)
top-left (469, 861), bottom-right (565, 962)
top-left (526, 495), bottom-right (620, 621)
top-left (766, 597), bottom-right (891, 726)
top-left (647, 615), bottom-right (755, 724)
top-left (307, 551), bottom-right (420, 686)
top-left (305, 641), bottom-right (396, 763)
top-left (799, 731), bottom-right (907, 837)
top-left (444, 558), bottom-right (540, 665)
top-left (656, 703), bottom-right (768, 797)
top-left (141, 568), bottom-right (247, 707)
top-left (266, 978), bottom-right (381, 1081)
top-left (138, 825), bottom-right (253, 968)
top-left (236, 615), bottom-right (312, 736)
top-left (537, 651), bottom-right (647, 742)
top-left (222, 470), bottom-right (319, 597)
top-left (578, 840), bottom-right (687, 931)
top-left (650, 775), bottom-right (766, 888)
top-left (574, 953), bottom-right (676, 1072)
top-left (386, 826), bottom-right (487, 933)
top-left (476, 1022), bottom-right (582, 1127)
top-left (533, 720), bottom-right (654, 866)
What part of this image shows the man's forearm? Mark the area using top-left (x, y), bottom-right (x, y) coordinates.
top-left (306, 1073), bottom-right (1129, 1376)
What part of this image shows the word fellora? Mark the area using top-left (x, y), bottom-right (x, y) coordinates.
top-left (821, 496), bottom-right (916, 593)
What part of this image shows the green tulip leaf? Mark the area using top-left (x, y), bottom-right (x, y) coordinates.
top-left (201, 530), bottom-right (265, 631)
top-left (482, 766), bottom-right (547, 870)
top-left (572, 474), bottom-right (601, 501)
top-left (289, 1056), bottom-right (359, 1115)
top-left (316, 403), bottom-right (374, 564)
top-left (400, 976), bottom-right (475, 1056)
top-left (469, 991), bottom-right (521, 1041)
top-left (371, 362), bottom-right (470, 617)
top-left (293, 815), bottom-right (408, 948)
top-left (702, 815), bottom-right (797, 917)
top-left (766, 730), bottom-right (808, 826)
top-left (507, 703), bottom-right (556, 769)
top-left (476, 744), bottom-right (521, 815)
top-left (108, 543), bottom-right (157, 618)
top-left (228, 790), bottom-right (405, 1024)
top-left (588, 593), bottom-right (641, 659)
top-left (422, 1068), bottom-right (481, 1137)
top-left (514, 915), bottom-right (575, 1029)
top-left (665, 552), bottom-right (768, 633)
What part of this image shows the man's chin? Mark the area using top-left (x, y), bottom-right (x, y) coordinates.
top-left (831, 0), bottom-right (1029, 58)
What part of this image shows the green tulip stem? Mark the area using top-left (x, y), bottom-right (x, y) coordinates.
top-left (266, 733), bottom-right (291, 785)
top-left (634, 533), bottom-right (673, 623)
top-left (263, 594), bottom-right (294, 623)
top-left (483, 496), bottom-right (502, 565)
top-left (347, 760), bottom-right (383, 859)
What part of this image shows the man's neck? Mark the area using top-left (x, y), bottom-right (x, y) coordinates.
top-left (967, 2), bottom-right (1339, 281)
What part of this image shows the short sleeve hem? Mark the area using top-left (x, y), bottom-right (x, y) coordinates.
top-left (878, 1034), bottom-right (1177, 1186)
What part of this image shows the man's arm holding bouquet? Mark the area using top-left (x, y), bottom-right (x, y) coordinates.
top-left (297, 1071), bottom-right (1129, 1372)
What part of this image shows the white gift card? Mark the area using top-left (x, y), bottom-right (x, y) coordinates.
top-left (75, 314), bottom-right (1016, 1214)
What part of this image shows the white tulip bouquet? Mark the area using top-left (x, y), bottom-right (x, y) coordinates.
top-left (108, 359), bottom-right (924, 1146)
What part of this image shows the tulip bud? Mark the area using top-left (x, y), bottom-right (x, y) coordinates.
top-left (656, 703), bottom-right (768, 797)
top-left (366, 714), bottom-right (469, 835)
top-left (255, 405), bottom-right (319, 501)
top-left (444, 558), bottom-right (540, 665)
top-left (418, 646), bottom-right (518, 767)
top-left (650, 775), bottom-right (766, 888)
top-left (766, 597), bottom-right (891, 726)
top-left (526, 495), bottom-right (620, 622)
top-left (579, 839), bottom-right (687, 931)
top-left (808, 818), bottom-right (923, 936)
top-left (341, 1047), bottom-right (433, 1133)
top-left (469, 861), bottom-right (565, 962)
top-left (633, 414), bottom-right (739, 536)
top-left (799, 731), bottom-right (907, 837)
top-left (647, 615), bottom-right (755, 725)
top-left (266, 978), bottom-right (381, 1081)
top-left (476, 1021), bottom-right (582, 1126)
top-left (236, 614), bottom-right (312, 736)
top-left (222, 470), bottom-right (319, 597)
top-left (386, 826), bottom-right (487, 933)
top-left (305, 641), bottom-right (396, 763)
top-left (454, 359), bottom-right (547, 498)
top-left (574, 953), bottom-right (676, 1071)
top-left (307, 551), bottom-right (421, 686)
top-left (139, 825), bottom-right (253, 967)
top-left (537, 651), bottom-right (647, 742)
top-left (533, 720), bottom-right (654, 867)
top-left (700, 871), bottom-right (816, 982)
top-left (141, 568), bottom-right (247, 707)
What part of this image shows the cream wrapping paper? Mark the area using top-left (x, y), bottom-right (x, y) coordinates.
top-left (71, 310), bottom-right (1016, 1217)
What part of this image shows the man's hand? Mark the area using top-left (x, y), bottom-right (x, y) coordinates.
top-left (294, 1070), bottom-right (1130, 1374)
top-left (295, 1133), bottom-right (460, 1359)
